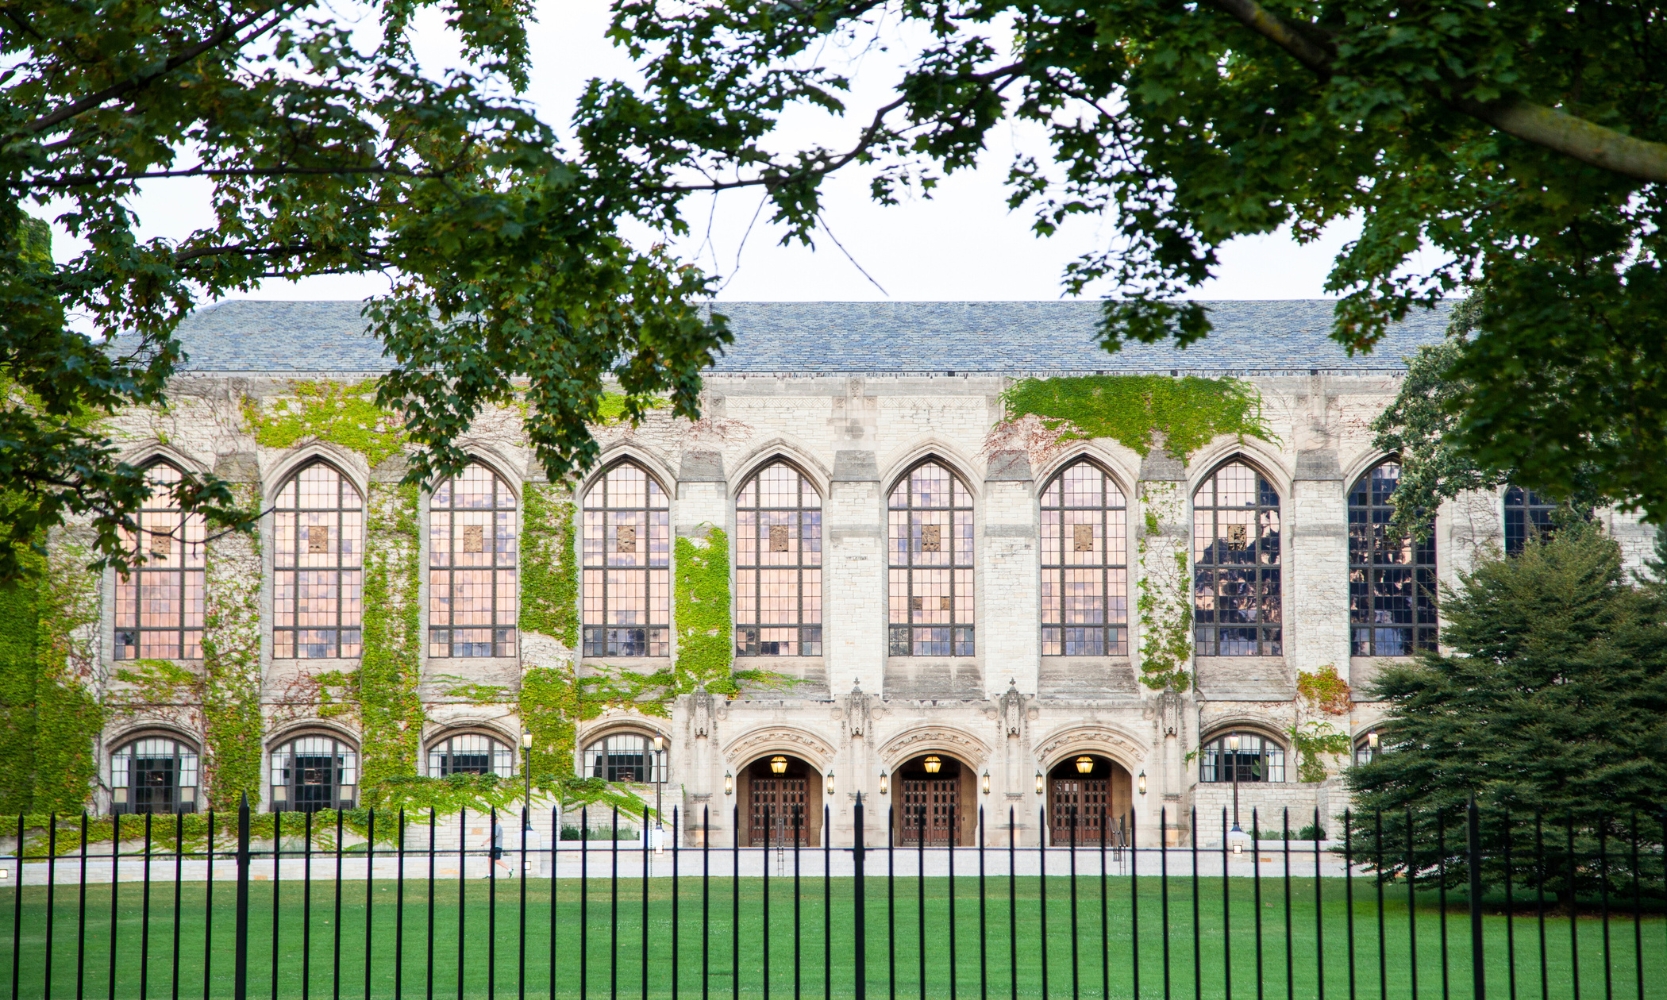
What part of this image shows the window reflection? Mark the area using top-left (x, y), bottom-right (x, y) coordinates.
top-left (427, 733), bottom-right (515, 777)
top-left (735, 461), bottom-right (822, 656)
top-left (887, 461), bottom-right (974, 656)
top-left (1504, 486), bottom-right (1557, 555)
top-left (114, 462), bottom-right (205, 660)
top-left (1040, 459), bottom-right (1128, 656)
top-left (581, 462), bottom-right (670, 657)
top-left (273, 462), bottom-right (364, 658)
top-left (429, 463), bottom-right (517, 658)
top-left (1199, 731), bottom-right (1285, 783)
top-left (111, 736), bottom-right (199, 814)
top-left (269, 734), bottom-right (358, 812)
top-left (583, 733), bottom-right (666, 783)
top-left (1193, 461), bottom-right (1282, 656)
top-left (1348, 460), bottom-right (1437, 656)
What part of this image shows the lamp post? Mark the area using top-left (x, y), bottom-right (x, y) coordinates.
top-left (1227, 732), bottom-right (1243, 833)
top-left (521, 731), bottom-right (533, 815)
top-left (652, 734), bottom-right (665, 852)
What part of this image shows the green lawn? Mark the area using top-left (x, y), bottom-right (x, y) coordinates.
top-left (5, 875), bottom-right (1661, 1000)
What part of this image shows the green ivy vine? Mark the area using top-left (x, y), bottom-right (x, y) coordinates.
top-left (1002, 375), bottom-right (1272, 458)
top-left (200, 483), bottom-right (265, 810)
top-left (357, 482), bottom-right (423, 792)
top-left (673, 527), bottom-right (735, 694)
top-left (242, 380), bottom-right (406, 467)
top-left (1136, 497), bottom-right (1193, 692)
top-left (519, 484), bottom-right (578, 647)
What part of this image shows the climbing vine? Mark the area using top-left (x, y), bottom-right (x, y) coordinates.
top-left (1135, 494), bottom-right (1193, 692)
top-left (242, 380), bottom-right (406, 467)
top-left (1288, 721), bottom-right (1353, 783)
top-left (673, 526), bottom-right (735, 694)
top-left (357, 482), bottom-right (424, 793)
top-left (1000, 375), bottom-right (1272, 459)
top-left (27, 539), bottom-right (102, 815)
top-left (200, 483), bottom-right (265, 811)
top-left (1296, 664), bottom-right (1353, 717)
top-left (520, 484), bottom-right (578, 647)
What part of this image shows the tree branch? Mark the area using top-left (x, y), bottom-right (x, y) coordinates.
top-left (1207, 0), bottom-right (1667, 184)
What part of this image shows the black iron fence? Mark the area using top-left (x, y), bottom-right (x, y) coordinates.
top-left (2, 796), bottom-right (1663, 1000)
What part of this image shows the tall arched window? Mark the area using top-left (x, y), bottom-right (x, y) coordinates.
top-left (582, 462), bottom-right (670, 657)
top-left (427, 733), bottom-right (515, 777)
top-left (1040, 459), bottom-right (1128, 656)
top-left (111, 735), bottom-right (199, 814)
top-left (1193, 461), bottom-right (1282, 656)
top-left (114, 462), bottom-right (206, 660)
top-left (273, 462), bottom-right (364, 659)
top-left (736, 461), bottom-right (822, 656)
top-left (1199, 731), bottom-right (1285, 783)
top-left (269, 734), bottom-right (357, 812)
top-left (429, 463), bottom-right (518, 658)
top-left (583, 733), bottom-right (667, 783)
top-left (1504, 486), bottom-right (1558, 555)
top-left (888, 460), bottom-right (974, 657)
top-left (1349, 459), bottom-right (1437, 656)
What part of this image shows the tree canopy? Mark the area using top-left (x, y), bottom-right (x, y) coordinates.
top-left (0, 0), bottom-right (728, 580)
top-left (589, 0), bottom-right (1667, 518)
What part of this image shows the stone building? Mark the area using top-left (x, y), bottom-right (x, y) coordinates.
top-left (80, 299), bottom-right (1653, 846)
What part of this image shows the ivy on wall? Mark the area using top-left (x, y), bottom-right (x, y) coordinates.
top-left (1135, 495), bottom-right (1193, 692)
top-left (673, 527), bottom-right (735, 694)
top-left (200, 483), bottom-right (265, 811)
top-left (0, 548), bottom-right (42, 814)
top-left (242, 381), bottom-right (406, 467)
top-left (17, 541), bottom-right (102, 815)
top-left (520, 484), bottom-right (578, 647)
top-left (1001, 375), bottom-right (1272, 459)
top-left (1290, 664), bottom-right (1354, 782)
top-left (358, 482), bottom-right (423, 792)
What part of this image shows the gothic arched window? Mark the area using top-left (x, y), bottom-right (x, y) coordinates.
top-left (1193, 461), bottom-right (1282, 656)
top-left (1504, 486), bottom-right (1558, 555)
top-left (273, 462), bottom-right (364, 659)
top-left (583, 733), bottom-right (666, 783)
top-left (1040, 459), bottom-right (1128, 656)
top-left (735, 461), bottom-right (822, 656)
top-left (270, 734), bottom-right (358, 812)
top-left (429, 463), bottom-right (518, 658)
top-left (582, 462), bottom-right (670, 657)
top-left (1348, 459), bottom-right (1437, 656)
top-left (1199, 731), bottom-right (1286, 783)
top-left (427, 733), bottom-right (515, 777)
top-left (114, 462), bottom-right (206, 660)
top-left (888, 460), bottom-right (975, 657)
top-left (111, 735), bottom-right (200, 814)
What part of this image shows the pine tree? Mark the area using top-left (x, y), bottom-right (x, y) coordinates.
top-left (1348, 524), bottom-right (1667, 900)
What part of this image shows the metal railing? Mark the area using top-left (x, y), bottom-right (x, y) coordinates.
top-left (1, 796), bottom-right (1662, 999)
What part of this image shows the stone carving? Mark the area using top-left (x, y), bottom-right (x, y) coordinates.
top-left (845, 682), bottom-right (871, 739)
top-left (724, 726), bottom-right (837, 768)
top-left (1001, 679), bottom-right (1025, 737)
top-left (876, 727), bottom-right (992, 768)
top-left (1031, 724), bottom-right (1148, 769)
top-left (692, 684), bottom-right (714, 739)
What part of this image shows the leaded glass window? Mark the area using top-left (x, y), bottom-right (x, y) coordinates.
top-left (1505, 486), bottom-right (1558, 555)
top-left (1349, 460), bottom-right (1437, 656)
top-left (1193, 461), bottom-right (1282, 656)
top-left (582, 462), bottom-right (670, 657)
top-left (429, 463), bottom-right (517, 658)
top-left (273, 462), bottom-right (364, 659)
top-left (888, 461), bottom-right (974, 657)
top-left (1198, 731), bottom-right (1285, 783)
top-left (736, 462), bottom-right (822, 656)
top-left (1040, 459), bottom-right (1128, 656)
top-left (111, 736), bottom-right (200, 814)
top-left (428, 733), bottom-right (515, 777)
top-left (583, 733), bottom-right (666, 783)
top-left (114, 462), bottom-right (205, 660)
top-left (269, 734), bottom-right (358, 812)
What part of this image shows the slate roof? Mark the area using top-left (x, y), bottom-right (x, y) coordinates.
top-left (158, 298), bottom-right (1452, 376)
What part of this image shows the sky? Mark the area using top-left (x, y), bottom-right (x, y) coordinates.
top-left (53, 0), bottom-right (1442, 305)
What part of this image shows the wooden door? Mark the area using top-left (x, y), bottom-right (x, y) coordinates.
top-left (1049, 777), bottom-right (1111, 844)
top-left (899, 778), bottom-right (959, 846)
top-left (749, 777), bottom-right (808, 846)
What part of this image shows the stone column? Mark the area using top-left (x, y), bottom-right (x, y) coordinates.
top-left (980, 450), bottom-right (1039, 698)
top-left (1134, 449), bottom-right (1189, 843)
top-left (825, 450), bottom-right (885, 695)
top-left (1289, 449), bottom-right (1351, 680)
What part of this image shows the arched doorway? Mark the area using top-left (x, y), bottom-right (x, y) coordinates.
top-left (740, 754), bottom-right (823, 846)
top-left (892, 753), bottom-right (977, 846)
top-left (1046, 754), bottom-right (1132, 844)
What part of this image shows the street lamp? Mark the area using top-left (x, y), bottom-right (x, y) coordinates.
top-left (652, 734), bottom-right (665, 853)
top-left (1227, 732), bottom-right (1243, 834)
top-left (521, 731), bottom-right (534, 815)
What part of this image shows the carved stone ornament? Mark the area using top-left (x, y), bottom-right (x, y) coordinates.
top-left (845, 682), bottom-right (871, 739)
top-left (1031, 724), bottom-right (1149, 770)
top-left (876, 727), bottom-right (992, 768)
top-left (1001, 680), bottom-right (1025, 738)
top-left (723, 727), bottom-right (838, 769)
top-left (692, 684), bottom-right (713, 739)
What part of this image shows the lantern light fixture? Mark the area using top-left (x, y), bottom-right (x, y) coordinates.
top-left (1368, 731), bottom-right (1379, 750)
top-left (879, 771), bottom-right (889, 796)
top-left (521, 731), bottom-right (533, 749)
top-left (981, 770), bottom-right (991, 795)
top-left (652, 734), bottom-right (663, 752)
top-left (1075, 756), bottom-right (1094, 775)
top-left (770, 755), bottom-right (788, 774)
top-left (1227, 732), bottom-right (1241, 752)
top-left (1137, 770), bottom-right (1147, 795)
top-left (923, 755), bottom-right (943, 774)
top-left (1034, 771), bottom-right (1045, 796)
top-left (724, 771), bottom-right (733, 796)
top-left (825, 772), bottom-right (835, 796)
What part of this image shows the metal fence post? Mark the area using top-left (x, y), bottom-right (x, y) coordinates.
top-left (1468, 798), bottom-right (1485, 1000)
top-left (234, 792), bottom-right (251, 1000)
top-left (855, 792), bottom-right (867, 1000)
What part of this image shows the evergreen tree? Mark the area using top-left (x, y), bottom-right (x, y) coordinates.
top-left (1349, 524), bottom-right (1667, 900)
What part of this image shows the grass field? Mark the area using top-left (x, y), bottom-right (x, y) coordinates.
top-left (5, 874), bottom-right (1663, 1000)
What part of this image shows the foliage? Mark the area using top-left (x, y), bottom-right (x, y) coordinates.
top-left (199, 489), bottom-right (265, 811)
top-left (593, 0), bottom-right (1667, 522)
top-left (1296, 665), bottom-right (1352, 717)
top-left (595, 393), bottom-right (672, 426)
top-left (518, 663), bottom-right (667, 816)
top-left (0, 559), bottom-right (40, 813)
top-left (1135, 501), bottom-right (1192, 693)
top-left (1002, 376), bottom-right (1271, 459)
top-left (0, 0), bottom-right (733, 582)
top-left (243, 383), bottom-right (406, 469)
top-left (673, 528), bottom-right (737, 695)
top-left (1348, 524), bottom-right (1667, 897)
top-left (1287, 721), bottom-right (1351, 783)
top-left (357, 483), bottom-right (424, 795)
top-left (520, 485), bottom-right (579, 647)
